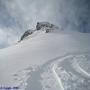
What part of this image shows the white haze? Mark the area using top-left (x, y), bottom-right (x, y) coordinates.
top-left (0, 0), bottom-right (90, 48)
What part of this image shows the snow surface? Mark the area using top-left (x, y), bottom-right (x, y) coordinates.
top-left (0, 27), bottom-right (90, 90)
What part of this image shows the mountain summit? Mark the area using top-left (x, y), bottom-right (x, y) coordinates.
top-left (20, 22), bottom-right (59, 41)
top-left (36, 22), bottom-right (59, 30)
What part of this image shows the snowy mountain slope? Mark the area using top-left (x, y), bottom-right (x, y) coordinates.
top-left (0, 22), bottom-right (90, 90)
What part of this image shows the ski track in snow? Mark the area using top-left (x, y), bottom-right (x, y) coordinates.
top-left (72, 60), bottom-right (90, 79)
top-left (52, 64), bottom-right (64, 90)
top-left (13, 52), bottom-right (90, 90)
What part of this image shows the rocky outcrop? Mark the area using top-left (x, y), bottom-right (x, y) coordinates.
top-left (20, 22), bottom-right (59, 41)
top-left (36, 22), bottom-right (55, 30)
top-left (20, 30), bottom-right (34, 41)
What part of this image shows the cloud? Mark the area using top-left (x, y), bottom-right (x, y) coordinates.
top-left (0, 28), bottom-right (18, 48)
top-left (3, 0), bottom-right (90, 31)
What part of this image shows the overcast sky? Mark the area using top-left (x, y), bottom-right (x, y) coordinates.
top-left (0, 0), bottom-right (90, 48)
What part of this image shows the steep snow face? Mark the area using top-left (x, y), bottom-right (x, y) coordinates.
top-left (0, 26), bottom-right (90, 90)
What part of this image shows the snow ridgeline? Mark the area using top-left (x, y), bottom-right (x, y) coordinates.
top-left (20, 22), bottom-right (59, 41)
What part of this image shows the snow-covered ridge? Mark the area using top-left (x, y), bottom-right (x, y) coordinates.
top-left (20, 22), bottom-right (59, 41)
